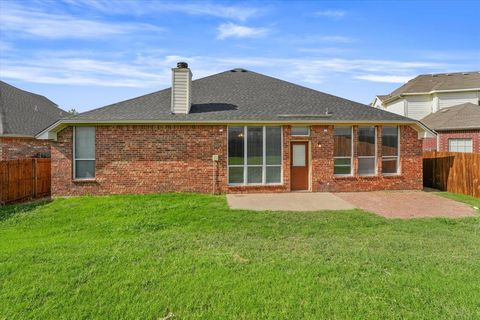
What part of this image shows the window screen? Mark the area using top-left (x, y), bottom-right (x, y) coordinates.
top-left (74, 127), bottom-right (95, 179)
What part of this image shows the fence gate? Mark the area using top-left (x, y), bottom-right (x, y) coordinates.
top-left (423, 151), bottom-right (480, 198)
top-left (0, 158), bottom-right (51, 205)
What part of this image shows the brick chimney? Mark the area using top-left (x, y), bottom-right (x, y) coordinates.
top-left (171, 62), bottom-right (192, 114)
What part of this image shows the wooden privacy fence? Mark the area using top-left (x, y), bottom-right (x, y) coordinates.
top-left (423, 151), bottom-right (480, 198)
top-left (0, 158), bottom-right (51, 205)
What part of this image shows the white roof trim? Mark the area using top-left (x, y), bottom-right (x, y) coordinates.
top-left (383, 87), bottom-right (480, 104)
top-left (0, 133), bottom-right (36, 138)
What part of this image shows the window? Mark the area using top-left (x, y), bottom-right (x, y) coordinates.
top-left (382, 126), bottom-right (399, 175)
top-left (73, 127), bottom-right (95, 179)
top-left (228, 126), bottom-right (282, 185)
top-left (357, 126), bottom-right (376, 175)
top-left (448, 138), bottom-right (473, 152)
top-left (333, 126), bottom-right (352, 175)
top-left (291, 126), bottom-right (310, 136)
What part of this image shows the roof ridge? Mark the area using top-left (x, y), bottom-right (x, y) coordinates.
top-left (416, 71), bottom-right (480, 77)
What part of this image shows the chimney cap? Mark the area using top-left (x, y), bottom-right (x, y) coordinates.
top-left (177, 61), bottom-right (188, 68)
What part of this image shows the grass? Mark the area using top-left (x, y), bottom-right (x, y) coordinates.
top-left (436, 192), bottom-right (480, 208)
top-left (1, 193), bottom-right (479, 319)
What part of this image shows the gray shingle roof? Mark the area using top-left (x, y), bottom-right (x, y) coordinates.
top-left (379, 71), bottom-right (480, 103)
top-left (70, 69), bottom-right (413, 123)
top-left (421, 103), bottom-right (480, 131)
top-left (0, 81), bottom-right (68, 136)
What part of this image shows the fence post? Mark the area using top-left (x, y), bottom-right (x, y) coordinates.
top-left (33, 158), bottom-right (37, 198)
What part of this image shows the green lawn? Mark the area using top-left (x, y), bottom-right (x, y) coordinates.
top-left (437, 192), bottom-right (480, 208)
top-left (1, 193), bottom-right (479, 319)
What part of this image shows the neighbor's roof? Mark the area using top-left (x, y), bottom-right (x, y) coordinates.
top-left (67, 68), bottom-right (412, 123)
top-left (0, 81), bottom-right (68, 136)
top-left (379, 71), bottom-right (480, 104)
top-left (375, 95), bottom-right (391, 103)
top-left (421, 102), bottom-right (480, 131)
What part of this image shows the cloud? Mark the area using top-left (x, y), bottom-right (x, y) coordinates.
top-left (316, 36), bottom-right (354, 43)
top-left (0, 5), bottom-right (163, 39)
top-left (315, 10), bottom-right (346, 19)
top-left (297, 47), bottom-right (351, 54)
top-left (62, 0), bottom-right (261, 21)
top-left (0, 46), bottom-right (457, 90)
top-left (354, 75), bottom-right (414, 83)
top-left (217, 23), bottom-right (269, 40)
top-left (281, 34), bottom-right (356, 45)
top-left (169, 3), bottom-right (260, 21)
top-left (0, 40), bottom-right (12, 51)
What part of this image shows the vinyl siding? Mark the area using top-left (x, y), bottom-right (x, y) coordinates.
top-left (405, 95), bottom-right (432, 120)
top-left (171, 70), bottom-right (191, 114)
top-left (385, 99), bottom-right (406, 116)
top-left (438, 91), bottom-right (479, 109)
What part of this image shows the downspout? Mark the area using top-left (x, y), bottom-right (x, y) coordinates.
top-left (212, 154), bottom-right (219, 194)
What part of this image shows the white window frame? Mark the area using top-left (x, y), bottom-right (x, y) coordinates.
top-left (333, 126), bottom-right (353, 176)
top-left (358, 126), bottom-right (377, 176)
top-left (73, 126), bottom-right (96, 180)
top-left (448, 138), bottom-right (473, 153)
top-left (291, 126), bottom-right (310, 137)
top-left (227, 126), bottom-right (283, 186)
top-left (382, 126), bottom-right (401, 176)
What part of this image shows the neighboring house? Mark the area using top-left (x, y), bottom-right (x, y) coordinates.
top-left (372, 72), bottom-right (480, 120)
top-left (421, 102), bottom-right (480, 152)
top-left (0, 81), bottom-right (69, 160)
top-left (37, 63), bottom-right (433, 196)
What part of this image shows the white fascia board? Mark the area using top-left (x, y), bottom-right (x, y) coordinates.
top-left (0, 134), bottom-right (35, 138)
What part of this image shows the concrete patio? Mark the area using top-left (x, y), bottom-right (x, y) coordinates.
top-left (227, 191), bottom-right (478, 218)
top-left (227, 192), bottom-right (355, 211)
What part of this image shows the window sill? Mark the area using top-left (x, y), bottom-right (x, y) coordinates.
top-left (73, 178), bottom-right (97, 183)
top-left (333, 174), bottom-right (354, 178)
top-left (228, 183), bottom-right (284, 187)
top-left (382, 174), bottom-right (402, 178)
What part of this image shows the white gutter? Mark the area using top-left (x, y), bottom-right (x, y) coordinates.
top-left (0, 134), bottom-right (36, 138)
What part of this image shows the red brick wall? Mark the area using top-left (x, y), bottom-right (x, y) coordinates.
top-left (437, 130), bottom-right (480, 152)
top-left (0, 137), bottom-right (51, 160)
top-left (289, 125), bottom-right (422, 192)
top-left (51, 124), bottom-right (423, 196)
top-left (422, 137), bottom-right (437, 151)
top-left (52, 125), bottom-right (229, 196)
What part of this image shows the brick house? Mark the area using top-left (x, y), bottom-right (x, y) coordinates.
top-left (37, 63), bottom-right (434, 196)
top-left (421, 103), bottom-right (480, 152)
top-left (0, 81), bottom-right (68, 160)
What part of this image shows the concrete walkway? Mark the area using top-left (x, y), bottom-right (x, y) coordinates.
top-left (227, 191), bottom-right (478, 218)
top-left (227, 192), bottom-right (355, 211)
